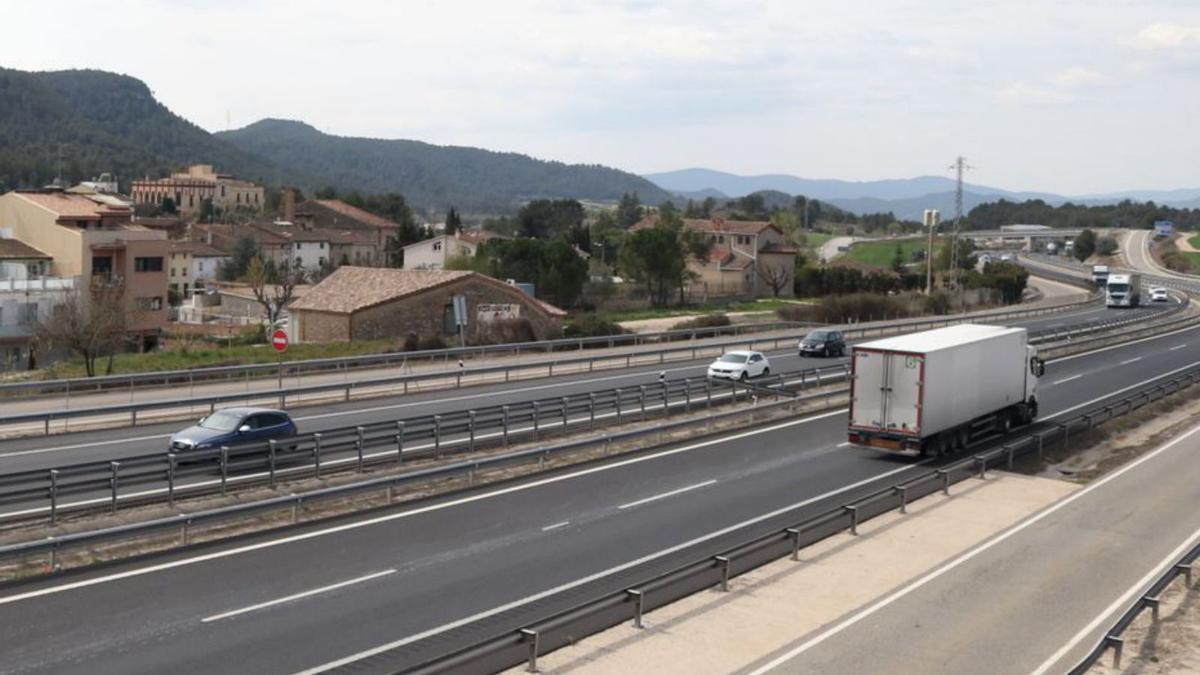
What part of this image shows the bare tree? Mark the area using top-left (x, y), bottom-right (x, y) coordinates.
top-left (757, 262), bottom-right (793, 297)
top-left (246, 256), bottom-right (305, 325)
top-left (33, 288), bottom-right (127, 377)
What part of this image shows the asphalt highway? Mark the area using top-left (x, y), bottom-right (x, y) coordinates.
top-left (0, 299), bottom-right (1143, 476)
top-left (0, 307), bottom-right (1195, 674)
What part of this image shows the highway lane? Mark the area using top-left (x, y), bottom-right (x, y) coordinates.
top-left (0, 300), bottom-right (1133, 475)
top-left (0, 314), bottom-right (1195, 675)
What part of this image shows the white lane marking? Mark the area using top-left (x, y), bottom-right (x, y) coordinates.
top-left (1052, 374), bottom-right (1083, 385)
top-left (0, 410), bottom-right (848, 608)
top-left (1029, 521), bottom-right (1200, 675)
top-left (1044, 359), bottom-right (1200, 421)
top-left (1120, 357), bottom-right (1142, 365)
top-left (0, 434), bottom-right (170, 459)
top-left (201, 569), bottom-right (395, 623)
top-left (1171, 344), bottom-right (1188, 351)
top-left (292, 458), bottom-right (930, 675)
top-left (836, 442), bottom-right (851, 448)
top-left (746, 419), bottom-right (1200, 675)
top-left (618, 480), bottom-right (717, 510)
top-left (1050, 323), bottom-right (1200, 363)
top-left (541, 521), bottom-right (570, 532)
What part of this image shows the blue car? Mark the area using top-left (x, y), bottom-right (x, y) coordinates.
top-left (169, 407), bottom-right (298, 453)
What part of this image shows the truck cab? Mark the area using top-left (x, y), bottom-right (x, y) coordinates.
top-left (1105, 273), bottom-right (1140, 308)
top-left (1092, 265), bottom-right (1110, 287)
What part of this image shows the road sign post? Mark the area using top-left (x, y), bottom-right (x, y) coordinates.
top-left (272, 328), bottom-right (289, 390)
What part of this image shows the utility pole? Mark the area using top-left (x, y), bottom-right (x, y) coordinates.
top-left (923, 209), bottom-right (940, 294)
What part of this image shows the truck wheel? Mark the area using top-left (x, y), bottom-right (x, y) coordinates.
top-left (1001, 411), bottom-right (1013, 434)
top-left (955, 428), bottom-right (969, 450)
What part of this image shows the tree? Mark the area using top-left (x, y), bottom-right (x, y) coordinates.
top-left (617, 192), bottom-right (644, 228)
top-left (539, 238), bottom-right (589, 307)
top-left (758, 263), bottom-right (792, 297)
top-left (517, 199), bottom-right (584, 239)
top-left (618, 218), bottom-right (710, 306)
top-left (891, 245), bottom-right (905, 273)
top-left (1074, 229), bottom-right (1097, 261)
top-left (197, 198), bottom-right (216, 223)
top-left (590, 210), bottom-right (624, 266)
top-left (219, 235), bottom-right (261, 281)
top-left (1096, 235), bottom-right (1119, 257)
top-left (161, 196), bottom-right (177, 215)
top-left (246, 256), bottom-right (304, 325)
top-left (936, 237), bottom-right (977, 271)
top-left (33, 289), bottom-right (127, 377)
top-left (446, 207), bottom-right (462, 236)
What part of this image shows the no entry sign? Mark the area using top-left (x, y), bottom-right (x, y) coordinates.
top-left (271, 329), bottom-right (289, 353)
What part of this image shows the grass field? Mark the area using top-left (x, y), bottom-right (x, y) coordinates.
top-left (1189, 233), bottom-right (1200, 250)
top-left (845, 238), bottom-right (938, 268)
top-left (601, 298), bottom-right (810, 323)
top-left (800, 232), bottom-right (833, 250)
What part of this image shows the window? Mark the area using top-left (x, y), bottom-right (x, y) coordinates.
top-left (319, 241), bottom-right (325, 249)
top-left (433, 241), bottom-right (443, 252)
top-left (92, 256), bottom-right (114, 277)
top-left (182, 266), bottom-right (188, 277)
top-left (170, 268), bottom-right (176, 277)
top-left (18, 303), bottom-right (38, 326)
top-left (137, 296), bottom-right (164, 311)
top-left (221, 185), bottom-right (226, 197)
top-left (198, 261), bottom-right (206, 273)
top-left (135, 257), bottom-right (164, 272)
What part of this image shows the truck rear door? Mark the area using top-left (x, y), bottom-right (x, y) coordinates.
top-left (884, 352), bottom-right (922, 434)
top-left (851, 350), bottom-right (922, 434)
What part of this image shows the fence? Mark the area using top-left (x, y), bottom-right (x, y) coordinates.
top-left (0, 364), bottom-right (847, 524)
top-left (1066, 540), bottom-right (1200, 673)
top-left (391, 363), bottom-right (1200, 675)
top-left (0, 292), bottom-right (1131, 437)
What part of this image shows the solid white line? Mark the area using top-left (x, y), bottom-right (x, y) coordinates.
top-left (541, 521), bottom-right (570, 532)
top-left (1029, 522), bottom-right (1200, 675)
top-left (1120, 357), bottom-right (1142, 365)
top-left (1171, 344), bottom-right (1188, 351)
top-left (201, 569), bottom-right (395, 623)
top-left (618, 480), bottom-right (717, 510)
top-left (0, 409), bottom-right (848, 608)
top-left (291, 458), bottom-right (929, 675)
top-left (746, 419), bottom-right (1200, 675)
top-left (1052, 374), bottom-right (1083, 385)
top-left (836, 442), bottom-right (851, 447)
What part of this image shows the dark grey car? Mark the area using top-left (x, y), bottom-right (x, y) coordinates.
top-left (169, 407), bottom-right (298, 453)
top-left (798, 329), bottom-right (846, 358)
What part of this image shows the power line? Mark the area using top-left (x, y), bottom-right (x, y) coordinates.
top-left (948, 156), bottom-right (973, 287)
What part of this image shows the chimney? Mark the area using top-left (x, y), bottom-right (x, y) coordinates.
top-left (282, 187), bottom-right (296, 223)
top-left (206, 227), bottom-right (213, 245)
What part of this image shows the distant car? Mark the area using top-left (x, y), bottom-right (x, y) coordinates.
top-left (169, 407), bottom-right (298, 453)
top-left (707, 350), bottom-right (770, 381)
top-left (799, 329), bottom-right (846, 358)
top-left (1150, 287), bottom-right (1169, 302)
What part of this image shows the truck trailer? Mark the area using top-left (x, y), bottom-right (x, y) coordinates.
top-left (1105, 272), bottom-right (1141, 308)
top-left (847, 324), bottom-right (1044, 457)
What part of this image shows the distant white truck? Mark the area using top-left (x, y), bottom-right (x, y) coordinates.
top-left (1105, 272), bottom-right (1141, 308)
top-left (1092, 264), bottom-right (1110, 286)
top-left (847, 324), bottom-right (1044, 457)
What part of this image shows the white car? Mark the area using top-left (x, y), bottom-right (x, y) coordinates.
top-left (707, 350), bottom-right (771, 381)
top-left (1150, 287), bottom-right (1169, 302)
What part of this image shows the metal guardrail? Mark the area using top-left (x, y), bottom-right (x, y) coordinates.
top-left (0, 284), bottom-right (1102, 402)
top-left (0, 295), bottom-right (1118, 437)
top-left (0, 365), bottom-right (845, 524)
top-left (1067, 541), bottom-right (1200, 674)
top-left (391, 363), bottom-right (1200, 675)
top-left (0, 373), bottom-right (851, 569)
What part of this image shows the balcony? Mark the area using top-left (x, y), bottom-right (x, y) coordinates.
top-left (0, 277), bottom-right (77, 293)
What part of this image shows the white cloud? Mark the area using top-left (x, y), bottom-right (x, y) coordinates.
top-left (996, 82), bottom-right (1076, 106)
top-left (1125, 22), bottom-right (1200, 50)
top-left (1052, 66), bottom-right (1108, 87)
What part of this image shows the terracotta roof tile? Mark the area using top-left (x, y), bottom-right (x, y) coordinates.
top-left (311, 200), bottom-right (400, 230)
top-left (0, 238), bottom-right (51, 260)
top-left (15, 191), bottom-right (132, 218)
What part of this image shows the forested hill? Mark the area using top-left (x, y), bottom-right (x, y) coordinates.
top-left (0, 68), bottom-right (284, 192)
top-left (216, 119), bottom-right (672, 213)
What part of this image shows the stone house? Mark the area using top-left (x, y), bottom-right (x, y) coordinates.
top-left (632, 217), bottom-right (798, 298)
top-left (286, 267), bottom-right (565, 343)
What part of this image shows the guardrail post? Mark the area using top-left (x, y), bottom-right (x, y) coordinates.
top-left (561, 396), bottom-right (569, 433)
top-left (167, 453), bottom-right (177, 506)
top-left (706, 378), bottom-right (712, 408)
top-left (604, 433), bottom-right (612, 456)
top-left (661, 381), bottom-right (669, 417)
top-left (713, 555), bottom-right (733, 591)
top-left (639, 385), bottom-right (647, 421)
top-left (1177, 562), bottom-right (1193, 587)
top-left (502, 406), bottom-right (510, 446)
top-left (616, 390), bottom-right (623, 424)
top-left (313, 433), bottom-right (323, 478)
top-left (1106, 635), bottom-right (1124, 669)
top-left (520, 628), bottom-right (539, 673)
top-left (588, 393), bottom-right (596, 431)
top-left (974, 455), bottom-right (987, 479)
top-left (845, 505), bottom-right (859, 535)
top-left (1146, 595), bottom-right (1161, 622)
top-left (532, 403), bottom-right (540, 442)
top-left (434, 415), bottom-right (443, 457)
top-left (627, 589), bottom-right (645, 628)
top-left (109, 461), bottom-right (121, 514)
top-left (131, 408), bottom-right (137, 427)
top-left (895, 486), bottom-right (908, 514)
top-left (685, 380), bottom-right (692, 414)
top-left (466, 411), bottom-right (476, 452)
top-left (787, 527), bottom-right (802, 560)
top-left (1005, 445), bottom-right (1015, 470)
top-left (268, 440), bottom-right (278, 487)
top-left (937, 468), bottom-right (950, 495)
top-left (48, 469), bottom-right (59, 525)
top-left (220, 446), bottom-right (229, 495)
top-left (355, 426), bottom-right (365, 471)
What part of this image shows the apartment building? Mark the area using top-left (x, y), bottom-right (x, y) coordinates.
top-left (0, 190), bottom-right (170, 350)
top-left (0, 237), bottom-right (69, 369)
top-left (169, 240), bottom-right (229, 297)
top-left (402, 231), bottom-right (499, 270)
top-left (130, 164), bottom-right (265, 216)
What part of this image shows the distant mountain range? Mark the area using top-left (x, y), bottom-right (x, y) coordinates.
top-left (0, 68), bottom-right (670, 215)
top-left (215, 119), bottom-right (672, 213)
top-left (643, 168), bottom-right (1200, 221)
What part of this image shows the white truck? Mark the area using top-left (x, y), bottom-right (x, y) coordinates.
top-left (847, 324), bottom-right (1044, 457)
top-left (1105, 272), bottom-right (1141, 308)
top-left (1092, 264), bottom-right (1110, 286)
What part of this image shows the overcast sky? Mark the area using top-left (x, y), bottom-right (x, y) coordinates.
top-left (3, 0), bottom-right (1198, 194)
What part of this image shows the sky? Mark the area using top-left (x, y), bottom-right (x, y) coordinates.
top-left (2, 0), bottom-right (1199, 195)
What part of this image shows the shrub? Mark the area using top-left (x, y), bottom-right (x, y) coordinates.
top-left (670, 313), bottom-right (732, 330)
top-left (418, 335), bottom-right (447, 350)
top-left (923, 290), bottom-right (952, 315)
top-left (1096, 236), bottom-right (1119, 257)
top-left (564, 314), bottom-right (628, 338)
